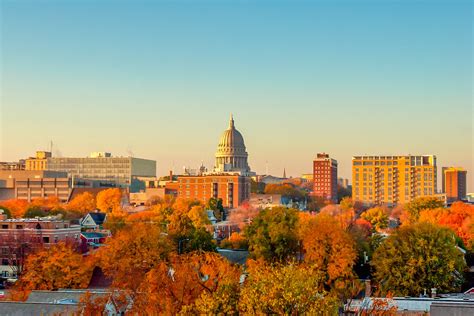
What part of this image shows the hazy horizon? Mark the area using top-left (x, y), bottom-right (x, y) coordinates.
top-left (1, 0), bottom-right (472, 191)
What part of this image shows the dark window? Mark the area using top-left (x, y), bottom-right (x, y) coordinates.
top-left (1, 225), bottom-right (8, 229)
top-left (16, 225), bottom-right (23, 229)
top-left (43, 237), bottom-right (50, 243)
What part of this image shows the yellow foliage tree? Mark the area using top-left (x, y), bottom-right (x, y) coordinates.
top-left (66, 192), bottom-right (96, 214)
top-left (239, 260), bottom-right (339, 315)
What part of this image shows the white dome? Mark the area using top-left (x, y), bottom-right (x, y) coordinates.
top-left (215, 114), bottom-right (250, 173)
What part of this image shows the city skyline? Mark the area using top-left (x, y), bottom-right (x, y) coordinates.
top-left (1, 0), bottom-right (472, 190)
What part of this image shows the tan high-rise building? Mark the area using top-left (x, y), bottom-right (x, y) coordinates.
top-left (442, 167), bottom-right (467, 202)
top-left (25, 151), bottom-right (51, 171)
top-left (352, 155), bottom-right (437, 205)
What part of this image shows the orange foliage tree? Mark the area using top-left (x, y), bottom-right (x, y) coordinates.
top-left (133, 252), bottom-right (241, 314)
top-left (300, 214), bottom-right (357, 289)
top-left (95, 223), bottom-right (172, 292)
top-left (12, 242), bottom-right (93, 299)
top-left (29, 196), bottom-right (63, 211)
top-left (96, 188), bottom-right (123, 213)
top-left (419, 202), bottom-right (474, 249)
top-left (0, 199), bottom-right (29, 218)
top-left (66, 192), bottom-right (96, 214)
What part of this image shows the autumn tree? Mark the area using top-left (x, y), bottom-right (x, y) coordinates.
top-left (0, 199), bottom-right (29, 218)
top-left (372, 222), bottom-right (466, 296)
top-left (96, 188), bottom-right (123, 213)
top-left (132, 252), bottom-right (241, 315)
top-left (66, 191), bottom-right (96, 214)
top-left (220, 232), bottom-right (248, 250)
top-left (319, 204), bottom-right (355, 230)
top-left (244, 207), bottom-right (299, 261)
top-left (403, 196), bottom-right (445, 224)
top-left (95, 223), bottom-right (172, 292)
top-left (361, 207), bottom-right (389, 232)
top-left (301, 214), bottom-right (357, 289)
top-left (15, 242), bottom-right (93, 293)
top-left (419, 202), bottom-right (474, 250)
top-left (264, 183), bottom-right (306, 201)
top-left (239, 261), bottom-right (339, 315)
top-left (159, 199), bottom-right (215, 253)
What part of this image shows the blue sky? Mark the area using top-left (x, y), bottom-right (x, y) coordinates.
top-left (1, 0), bottom-right (472, 191)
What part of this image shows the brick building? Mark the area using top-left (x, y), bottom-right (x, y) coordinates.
top-left (312, 153), bottom-right (338, 203)
top-left (442, 167), bottom-right (467, 203)
top-left (177, 174), bottom-right (250, 208)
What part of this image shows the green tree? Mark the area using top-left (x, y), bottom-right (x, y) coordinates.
top-left (0, 206), bottom-right (11, 218)
top-left (244, 207), bottom-right (299, 261)
top-left (372, 222), bottom-right (466, 296)
top-left (239, 261), bottom-right (339, 315)
top-left (23, 207), bottom-right (48, 218)
top-left (404, 196), bottom-right (445, 223)
top-left (206, 197), bottom-right (224, 221)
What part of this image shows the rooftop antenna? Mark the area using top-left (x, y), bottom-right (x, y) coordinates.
top-left (50, 140), bottom-right (53, 155)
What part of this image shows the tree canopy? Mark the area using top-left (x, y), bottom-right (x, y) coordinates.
top-left (372, 222), bottom-right (466, 296)
top-left (244, 207), bottom-right (299, 262)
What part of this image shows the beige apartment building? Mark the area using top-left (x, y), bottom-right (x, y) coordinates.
top-left (352, 155), bottom-right (437, 205)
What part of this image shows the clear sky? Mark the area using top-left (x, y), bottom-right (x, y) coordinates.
top-left (1, 0), bottom-right (472, 191)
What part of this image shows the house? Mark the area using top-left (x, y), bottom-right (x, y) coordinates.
top-left (0, 289), bottom-right (124, 316)
top-left (80, 231), bottom-right (109, 252)
top-left (81, 212), bottom-right (107, 230)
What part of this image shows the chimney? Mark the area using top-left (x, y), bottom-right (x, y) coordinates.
top-left (169, 170), bottom-right (173, 181)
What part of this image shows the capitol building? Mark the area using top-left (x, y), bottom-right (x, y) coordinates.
top-left (213, 114), bottom-right (254, 176)
top-left (177, 114), bottom-right (253, 208)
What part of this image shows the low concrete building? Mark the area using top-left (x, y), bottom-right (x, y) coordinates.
top-left (248, 193), bottom-right (283, 209)
top-left (0, 170), bottom-right (71, 202)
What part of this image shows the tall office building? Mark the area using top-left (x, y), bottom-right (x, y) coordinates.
top-left (352, 155), bottom-right (437, 205)
top-left (312, 153), bottom-right (338, 203)
top-left (442, 167), bottom-right (467, 202)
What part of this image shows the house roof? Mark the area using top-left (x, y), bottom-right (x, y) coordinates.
top-left (0, 301), bottom-right (79, 316)
top-left (217, 248), bottom-right (249, 265)
top-left (81, 232), bottom-right (107, 239)
top-left (26, 289), bottom-right (109, 304)
top-left (88, 267), bottom-right (113, 289)
top-left (86, 212), bottom-right (106, 225)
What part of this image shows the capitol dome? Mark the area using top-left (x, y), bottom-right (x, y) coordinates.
top-left (215, 114), bottom-right (251, 174)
